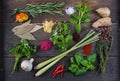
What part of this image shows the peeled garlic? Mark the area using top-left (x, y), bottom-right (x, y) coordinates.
top-left (21, 58), bottom-right (34, 72)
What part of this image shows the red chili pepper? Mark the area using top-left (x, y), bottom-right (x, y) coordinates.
top-left (52, 65), bottom-right (64, 78)
top-left (83, 44), bottom-right (92, 55)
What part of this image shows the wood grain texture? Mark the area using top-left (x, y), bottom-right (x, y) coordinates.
top-left (1, 0), bottom-right (119, 23)
top-left (1, 0), bottom-right (120, 81)
top-left (3, 23), bottom-right (120, 57)
top-left (3, 57), bottom-right (120, 81)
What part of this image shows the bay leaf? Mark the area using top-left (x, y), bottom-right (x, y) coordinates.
top-left (30, 25), bottom-right (42, 33)
top-left (12, 20), bottom-right (35, 35)
top-left (17, 32), bottom-right (36, 40)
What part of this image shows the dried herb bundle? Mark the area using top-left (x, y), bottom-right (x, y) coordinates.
top-left (96, 27), bottom-right (113, 73)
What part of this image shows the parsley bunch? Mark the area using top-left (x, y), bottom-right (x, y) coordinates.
top-left (10, 39), bottom-right (37, 72)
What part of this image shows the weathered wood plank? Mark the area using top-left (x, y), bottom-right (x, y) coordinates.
top-left (3, 57), bottom-right (120, 81)
top-left (1, 0), bottom-right (119, 23)
top-left (3, 23), bottom-right (120, 57)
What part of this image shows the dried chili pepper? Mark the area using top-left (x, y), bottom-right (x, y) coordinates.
top-left (52, 65), bottom-right (64, 78)
top-left (83, 44), bottom-right (92, 55)
top-left (16, 13), bottom-right (29, 23)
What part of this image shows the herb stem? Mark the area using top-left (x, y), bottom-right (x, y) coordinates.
top-left (35, 30), bottom-right (99, 76)
top-left (12, 54), bottom-right (22, 73)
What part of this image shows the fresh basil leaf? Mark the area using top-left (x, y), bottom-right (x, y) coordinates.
top-left (68, 64), bottom-right (79, 73)
top-left (87, 53), bottom-right (96, 63)
top-left (81, 60), bottom-right (89, 66)
top-left (74, 52), bottom-right (83, 65)
top-left (70, 57), bottom-right (75, 64)
top-left (87, 64), bottom-right (95, 70)
top-left (75, 24), bottom-right (81, 34)
top-left (75, 67), bottom-right (87, 76)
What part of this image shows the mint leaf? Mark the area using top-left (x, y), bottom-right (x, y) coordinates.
top-left (69, 18), bottom-right (78, 24)
top-left (75, 24), bottom-right (81, 34)
top-left (72, 13), bottom-right (80, 20)
top-left (84, 18), bottom-right (91, 23)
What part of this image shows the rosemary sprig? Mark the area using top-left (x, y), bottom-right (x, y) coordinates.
top-left (13, 2), bottom-right (65, 17)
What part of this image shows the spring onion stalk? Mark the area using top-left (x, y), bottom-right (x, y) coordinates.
top-left (34, 29), bottom-right (100, 77)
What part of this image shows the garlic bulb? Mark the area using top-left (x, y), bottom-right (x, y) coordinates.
top-left (21, 58), bottom-right (34, 72)
top-left (65, 7), bottom-right (75, 16)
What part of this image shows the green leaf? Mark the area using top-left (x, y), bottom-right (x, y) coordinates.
top-left (75, 4), bottom-right (81, 10)
top-left (72, 13), bottom-right (80, 20)
top-left (84, 18), bottom-right (91, 23)
top-left (69, 18), bottom-right (78, 24)
top-left (75, 24), bottom-right (81, 34)
top-left (87, 64), bottom-right (95, 70)
top-left (70, 57), bottom-right (75, 64)
top-left (81, 60), bottom-right (89, 66)
top-left (65, 35), bottom-right (73, 43)
top-left (68, 64), bottom-right (79, 73)
top-left (87, 53), bottom-right (96, 63)
top-left (74, 52), bottom-right (83, 65)
top-left (75, 67), bottom-right (87, 76)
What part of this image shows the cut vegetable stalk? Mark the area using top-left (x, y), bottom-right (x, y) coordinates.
top-left (35, 30), bottom-right (100, 76)
top-left (12, 54), bottom-right (23, 73)
top-left (35, 54), bottom-right (65, 76)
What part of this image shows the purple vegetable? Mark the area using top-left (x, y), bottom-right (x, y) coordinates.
top-left (72, 32), bottom-right (80, 42)
top-left (40, 39), bottom-right (53, 51)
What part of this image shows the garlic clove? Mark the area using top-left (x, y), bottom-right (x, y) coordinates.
top-left (21, 58), bottom-right (34, 72)
top-left (30, 58), bottom-right (34, 63)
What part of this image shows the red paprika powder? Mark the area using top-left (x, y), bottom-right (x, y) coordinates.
top-left (83, 44), bottom-right (92, 55)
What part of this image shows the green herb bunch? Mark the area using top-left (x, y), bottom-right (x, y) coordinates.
top-left (13, 2), bottom-right (65, 17)
top-left (50, 22), bottom-right (73, 51)
top-left (10, 39), bottom-right (37, 72)
top-left (69, 1), bottom-right (91, 33)
top-left (68, 52), bottom-right (96, 76)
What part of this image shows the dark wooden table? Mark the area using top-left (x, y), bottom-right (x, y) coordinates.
top-left (0, 0), bottom-right (120, 81)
